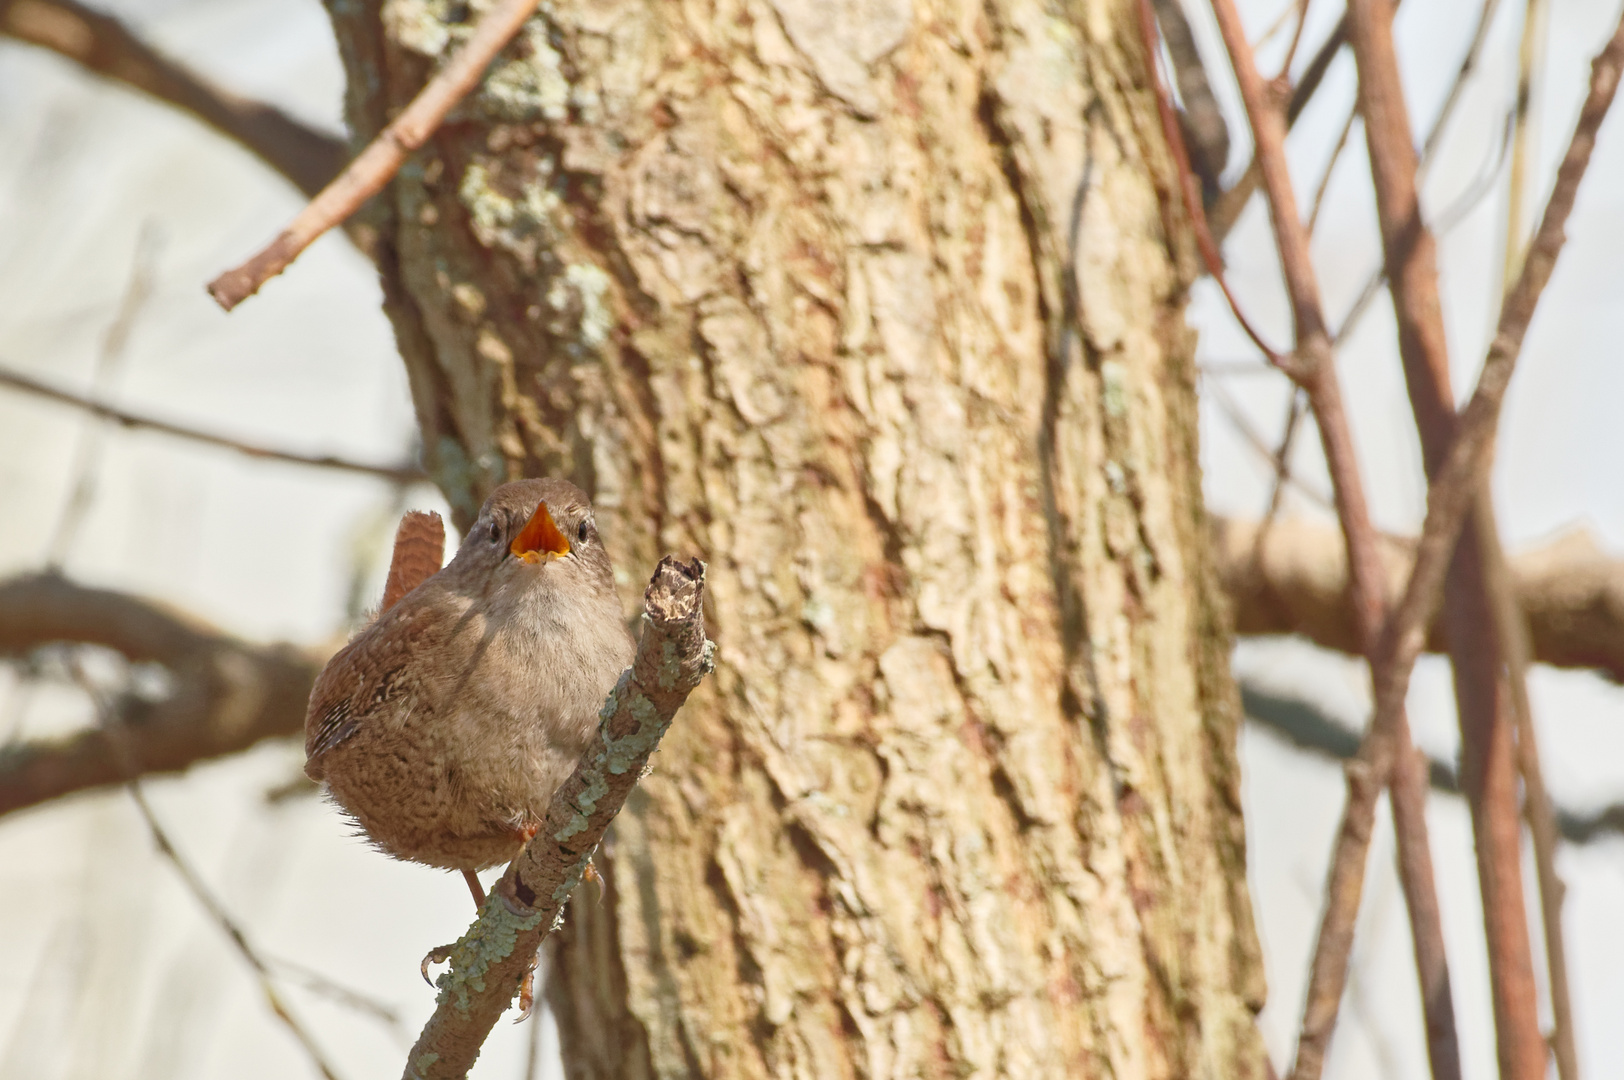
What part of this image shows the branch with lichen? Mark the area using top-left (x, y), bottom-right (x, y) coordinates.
top-left (403, 556), bottom-right (714, 1080)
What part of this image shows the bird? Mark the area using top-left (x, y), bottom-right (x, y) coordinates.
top-left (304, 478), bottom-right (636, 910)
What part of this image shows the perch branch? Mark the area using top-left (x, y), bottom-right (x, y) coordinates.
top-left (0, 0), bottom-right (345, 198)
top-left (0, 573), bottom-right (325, 817)
top-left (207, 0), bottom-right (540, 310)
top-left (403, 556), bottom-right (714, 1079)
top-left (0, 363), bottom-right (425, 483)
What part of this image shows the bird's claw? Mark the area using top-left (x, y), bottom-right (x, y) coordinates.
top-left (420, 943), bottom-right (455, 986)
top-left (513, 963), bottom-right (537, 1023)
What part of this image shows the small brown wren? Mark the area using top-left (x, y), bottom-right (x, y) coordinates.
top-left (304, 479), bottom-right (635, 904)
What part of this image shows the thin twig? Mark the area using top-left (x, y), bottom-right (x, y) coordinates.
top-left (1335, 108), bottom-right (1514, 347)
top-left (45, 225), bottom-right (160, 568)
top-left (1503, 0), bottom-right (1550, 287)
top-left (1307, 107), bottom-right (1359, 234)
top-left (0, 363), bottom-right (425, 484)
top-left (1349, 14), bottom-right (1624, 1078)
top-left (1279, 0), bottom-right (1313, 81)
top-left (1345, 0), bottom-right (1554, 1070)
top-left (67, 657), bottom-right (345, 1080)
top-left (0, 0), bottom-right (346, 198)
top-left (1201, 2), bottom-right (1464, 1077)
top-left (1137, 0), bottom-right (1292, 369)
top-left (207, 0), bottom-right (541, 310)
top-left (1202, 376), bottom-right (1334, 511)
top-left (1241, 677), bottom-right (1624, 843)
top-left (1151, 0), bottom-right (1231, 192)
top-left (1477, 501), bottom-right (1581, 1080)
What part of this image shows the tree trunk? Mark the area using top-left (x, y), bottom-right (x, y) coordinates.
top-left (323, 0), bottom-right (1267, 1075)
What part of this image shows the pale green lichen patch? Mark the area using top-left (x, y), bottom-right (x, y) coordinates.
top-left (406, 1051), bottom-right (441, 1080)
top-left (549, 855), bottom-right (592, 905)
top-left (433, 895), bottom-right (545, 1018)
top-left (383, 0), bottom-right (453, 57)
top-left (547, 263), bottom-right (612, 349)
top-left (459, 159), bottom-right (562, 264)
top-left (555, 757), bottom-right (609, 841)
top-left (481, 21), bottom-right (570, 122)
top-left (606, 694), bottom-right (663, 775)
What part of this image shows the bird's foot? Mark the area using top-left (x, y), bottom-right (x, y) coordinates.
top-left (420, 943), bottom-right (455, 986)
top-left (514, 960), bottom-right (538, 1022)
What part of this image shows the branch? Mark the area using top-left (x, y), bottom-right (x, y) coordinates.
top-left (0, 574), bottom-right (324, 816)
top-left (1215, 516), bottom-right (1624, 682)
top-left (1347, 14), bottom-right (1624, 1080)
top-left (0, 0), bottom-right (345, 198)
top-left (207, 0), bottom-right (541, 310)
top-left (1150, 0), bottom-right (1231, 194)
top-left (0, 362), bottom-right (426, 484)
top-left (404, 556), bottom-right (714, 1079)
top-left (1241, 680), bottom-right (1624, 843)
top-left (1201, 0), bottom-right (1461, 1073)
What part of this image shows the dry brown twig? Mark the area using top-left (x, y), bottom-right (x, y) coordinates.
top-left (1343, 0), bottom-right (1571, 1069)
top-left (1300, 11), bottom-right (1624, 1079)
top-left (403, 556), bottom-right (713, 1079)
top-left (1136, 0), bottom-right (1291, 370)
top-left (1196, 1), bottom-right (1464, 1076)
top-left (0, 363), bottom-right (425, 484)
top-left (0, 0), bottom-right (345, 198)
top-left (207, 0), bottom-right (541, 310)
top-left (65, 656), bottom-right (347, 1080)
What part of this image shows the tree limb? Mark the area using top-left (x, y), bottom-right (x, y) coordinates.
top-left (404, 556), bottom-right (713, 1079)
top-left (1215, 516), bottom-right (1624, 684)
top-left (1241, 680), bottom-right (1624, 843)
top-left (0, 573), bottom-right (326, 816)
top-left (0, 0), bottom-right (346, 198)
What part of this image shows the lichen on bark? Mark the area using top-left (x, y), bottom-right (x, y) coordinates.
top-left (323, 0), bottom-right (1268, 1076)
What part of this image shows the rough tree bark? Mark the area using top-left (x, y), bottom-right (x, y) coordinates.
top-left (320, 0), bottom-right (1266, 1076)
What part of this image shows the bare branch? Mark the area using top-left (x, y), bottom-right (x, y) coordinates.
top-left (404, 557), bottom-right (714, 1079)
top-left (0, 363), bottom-right (425, 484)
top-left (1346, 15), bottom-right (1624, 1079)
top-left (1241, 679), bottom-right (1624, 844)
top-left (1202, 0), bottom-right (1461, 1074)
top-left (1215, 516), bottom-right (1624, 682)
top-left (0, 0), bottom-right (345, 198)
top-left (208, 0), bottom-right (541, 310)
top-left (1136, 0), bottom-right (1291, 370)
top-left (0, 574), bottom-right (325, 817)
top-left (1150, 0), bottom-right (1231, 194)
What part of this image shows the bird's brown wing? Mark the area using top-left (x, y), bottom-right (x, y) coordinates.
top-left (380, 510), bottom-right (445, 614)
top-left (304, 597), bottom-right (444, 775)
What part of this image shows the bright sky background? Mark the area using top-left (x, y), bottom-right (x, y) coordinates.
top-left (1, 0), bottom-right (1621, 1077)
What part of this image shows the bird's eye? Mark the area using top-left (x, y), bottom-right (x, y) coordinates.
top-left (577, 520), bottom-right (590, 543)
top-left (487, 520), bottom-right (501, 544)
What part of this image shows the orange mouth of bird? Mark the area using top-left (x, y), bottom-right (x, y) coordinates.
top-left (510, 502), bottom-right (571, 563)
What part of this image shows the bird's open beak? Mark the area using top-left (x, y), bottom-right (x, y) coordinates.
top-left (510, 502), bottom-right (571, 563)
